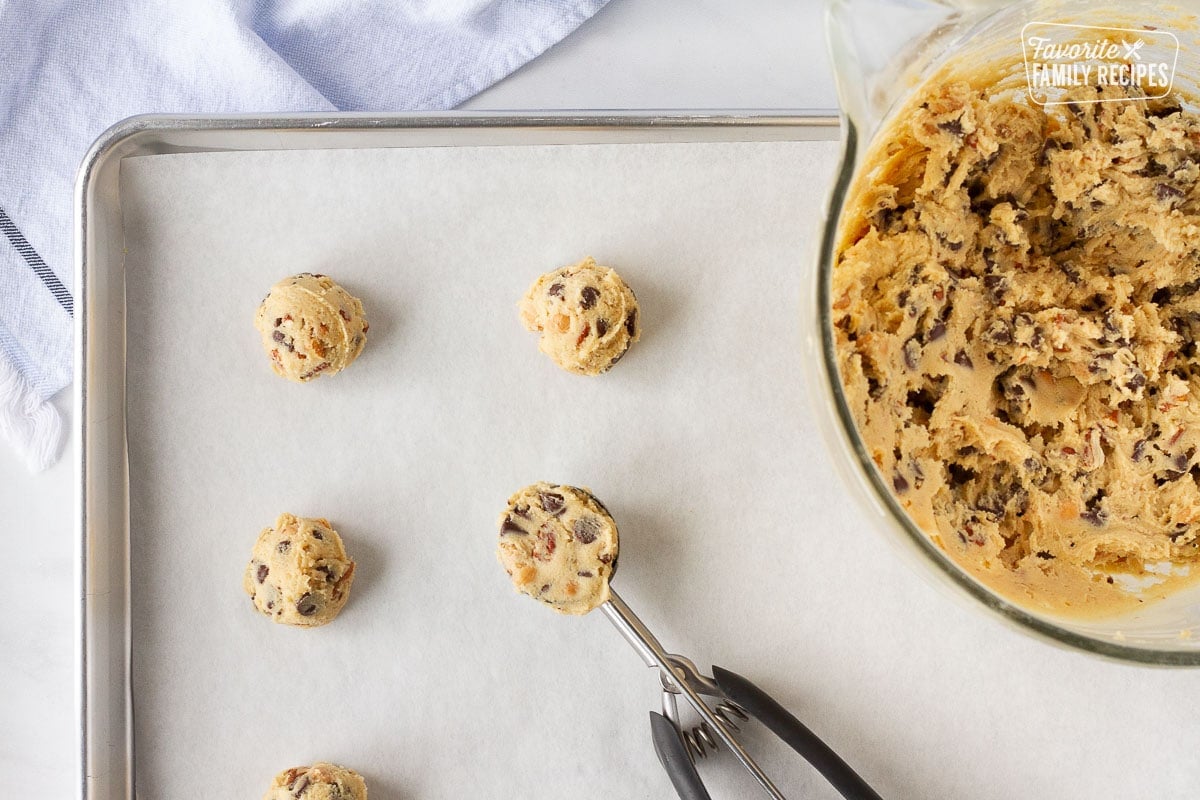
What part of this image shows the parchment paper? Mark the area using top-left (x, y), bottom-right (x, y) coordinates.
top-left (121, 139), bottom-right (1200, 800)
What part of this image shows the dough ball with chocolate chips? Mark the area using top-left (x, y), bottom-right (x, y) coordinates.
top-left (263, 762), bottom-right (367, 800)
top-left (497, 482), bottom-right (619, 615)
top-left (244, 513), bottom-right (356, 627)
top-left (519, 257), bottom-right (640, 375)
top-left (254, 273), bottom-right (368, 383)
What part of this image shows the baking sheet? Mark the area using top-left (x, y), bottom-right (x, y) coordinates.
top-left (118, 138), bottom-right (1200, 800)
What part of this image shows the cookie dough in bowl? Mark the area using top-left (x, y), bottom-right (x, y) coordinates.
top-left (263, 763), bottom-right (367, 800)
top-left (831, 70), bottom-right (1200, 618)
top-left (519, 257), bottom-right (640, 375)
top-left (254, 273), bottom-right (368, 382)
top-left (497, 482), bottom-right (619, 614)
top-left (244, 513), bottom-right (356, 626)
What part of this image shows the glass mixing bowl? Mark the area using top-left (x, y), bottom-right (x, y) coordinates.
top-left (809, 0), bottom-right (1200, 663)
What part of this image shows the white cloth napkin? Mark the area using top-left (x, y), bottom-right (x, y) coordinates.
top-left (0, 0), bottom-right (609, 471)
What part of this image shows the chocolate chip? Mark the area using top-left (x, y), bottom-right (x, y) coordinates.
top-left (292, 774), bottom-right (310, 796)
top-left (937, 118), bottom-right (964, 137)
top-left (339, 309), bottom-right (352, 322)
top-left (934, 232), bottom-right (963, 251)
top-left (296, 593), bottom-right (320, 617)
top-left (539, 491), bottom-right (566, 516)
top-left (625, 309), bottom-right (637, 336)
top-left (573, 517), bottom-right (600, 544)
top-left (927, 321), bottom-right (946, 341)
top-left (1132, 439), bottom-right (1147, 462)
top-left (577, 570), bottom-right (594, 578)
top-left (580, 286), bottom-right (600, 309)
top-left (902, 337), bottom-right (920, 370)
top-left (596, 319), bottom-right (609, 337)
top-left (892, 473), bottom-right (909, 494)
top-left (1156, 182), bottom-right (1185, 202)
top-left (1081, 491), bottom-right (1107, 526)
top-left (975, 494), bottom-right (1006, 517)
top-left (911, 459), bottom-right (925, 483)
top-left (272, 330), bottom-right (286, 342)
top-left (954, 349), bottom-right (974, 368)
top-left (512, 503), bottom-right (531, 519)
top-left (256, 564), bottom-right (268, 583)
top-left (1058, 262), bottom-right (1081, 283)
top-left (874, 206), bottom-right (899, 230)
top-left (947, 463), bottom-right (976, 487)
top-left (984, 319), bottom-right (1013, 346)
top-left (548, 282), bottom-right (565, 298)
top-left (274, 317), bottom-right (283, 327)
top-left (277, 540), bottom-right (291, 554)
top-left (598, 553), bottom-right (613, 564)
top-left (1148, 102), bottom-right (1183, 118)
top-left (311, 529), bottom-right (324, 540)
top-left (501, 515), bottom-right (528, 536)
top-left (983, 274), bottom-right (1007, 301)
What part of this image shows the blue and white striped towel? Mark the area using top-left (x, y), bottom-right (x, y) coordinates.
top-left (0, 0), bottom-right (609, 471)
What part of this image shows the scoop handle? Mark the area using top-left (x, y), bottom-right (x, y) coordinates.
top-left (712, 666), bottom-right (884, 800)
top-left (650, 711), bottom-right (713, 800)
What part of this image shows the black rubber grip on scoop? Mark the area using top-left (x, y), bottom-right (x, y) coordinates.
top-left (650, 711), bottom-right (712, 800)
top-left (712, 666), bottom-right (884, 800)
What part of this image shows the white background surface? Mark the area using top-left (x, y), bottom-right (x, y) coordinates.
top-left (7, 1), bottom-right (1200, 799)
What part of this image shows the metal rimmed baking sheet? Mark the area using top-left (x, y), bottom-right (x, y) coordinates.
top-left (77, 112), bottom-right (854, 800)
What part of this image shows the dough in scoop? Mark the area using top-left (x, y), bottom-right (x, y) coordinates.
top-left (497, 482), bottom-right (619, 615)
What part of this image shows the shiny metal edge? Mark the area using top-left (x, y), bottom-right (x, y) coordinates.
top-left (74, 110), bottom-right (843, 800)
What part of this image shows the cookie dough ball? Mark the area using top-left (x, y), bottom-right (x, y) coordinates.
top-left (497, 482), bottom-right (619, 615)
top-left (243, 513), bottom-right (356, 627)
top-left (254, 273), bottom-right (368, 382)
top-left (519, 257), bottom-right (640, 375)
top-left (263, 763), bottom-right (367, 800)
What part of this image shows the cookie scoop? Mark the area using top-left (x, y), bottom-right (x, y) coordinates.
top-left (495, 485), bottom-right (881, 800)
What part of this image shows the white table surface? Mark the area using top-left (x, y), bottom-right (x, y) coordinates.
top-left (7, 1), bottom-right (1200, 798)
